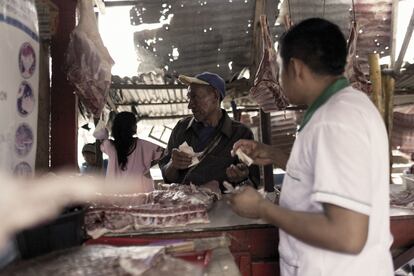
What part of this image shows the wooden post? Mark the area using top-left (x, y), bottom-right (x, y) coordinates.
top-left (368, 53), bottom-right (383, 117)
top-left (382, 73), bottom-right (395, 184)
top-left (35, 41), bottom-right (51, 174)
top-left (390, 0), bottom-right (399, 67)
top-left (251, 0), bottom-right (274, 192)
top-left (50, 1), bottom-right (78, 170)
top-left (383, 74), bottom-right (395, 136)
top-left (93, 117), bottom-right (103, 170)
top-left (260, 110), bottom-right (274, 192)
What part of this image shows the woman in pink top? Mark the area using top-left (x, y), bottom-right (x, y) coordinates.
top-left (99, 112), bottom-right (164, 192)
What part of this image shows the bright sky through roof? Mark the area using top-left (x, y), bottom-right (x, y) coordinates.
top-left (396, 0), bottom-right (414, 64)
top-left (97, 3), bottom-right (413, 76)
top-left (98, 6), bottom-right (138, 77)
top-left (98, 6), bottom-right (173, 77)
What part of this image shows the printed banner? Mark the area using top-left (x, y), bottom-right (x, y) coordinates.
top-left (0, 0), bottom-right (39, 176)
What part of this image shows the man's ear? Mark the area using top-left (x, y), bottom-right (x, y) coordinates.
top-left (290, 58), bottom-right (306, 81)
top-left (213, 88), bottom-right (221, 102)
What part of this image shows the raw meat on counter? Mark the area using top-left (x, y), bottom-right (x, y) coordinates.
top-left (344, 21), bottom-right (371, 94)
top-left (65, 0), bottom-right (114, 118)
top-left (393, 105), bottom-right (414, 128)
top-left (85, 204), bottom-right (210, 239)
top-left (0, 172), bottom-right (140, 251)
top-left (0, 245), bottom-right (203, 276)
top-left (391, 105), bottom-right (414, 153)
top-left (390, 189), bottom-right (414, 209)
top-left (391, 126), bottom-right (414, 153)
top-left (249, 15), bottom-right (289, 112)
top-left (85, 183), bottom-right (221, 238)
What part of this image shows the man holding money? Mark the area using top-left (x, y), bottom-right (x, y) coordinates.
top-left (158, 72), bottom-right (259, 192)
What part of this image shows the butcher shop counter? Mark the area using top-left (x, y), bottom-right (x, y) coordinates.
top-left (390, 207), bottom-right (414, 270)
top-left (86, 199), bottom-right (279, 276)
top-left (389, 184), bottom-right (414, 269)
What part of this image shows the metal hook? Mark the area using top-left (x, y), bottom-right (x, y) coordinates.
top-left (323, 0), bottom-right (326, 18)
top-left (351, 0), bottom-right (356, 24)
top-left (287, 0), bottom-right (292, 24)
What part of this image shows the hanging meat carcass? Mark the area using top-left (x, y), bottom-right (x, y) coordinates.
top-left (249, 15), bottom-right (289, 113)
top-left (344, 21), bottom-right (371, 94)
top-left (65, 0), bottom-right (114, 118)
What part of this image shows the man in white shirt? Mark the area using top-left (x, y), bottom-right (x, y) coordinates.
top-left (230, 18), bottom-right (393, 275)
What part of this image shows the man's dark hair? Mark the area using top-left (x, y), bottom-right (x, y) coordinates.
top-left (279, 18), bottom-right (347, 76)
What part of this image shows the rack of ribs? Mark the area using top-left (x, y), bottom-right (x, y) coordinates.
top-left (344, 21), bottom-right (371, 94)
top-left (84, 183), bottom-right (219, 238)
top-left (249, 15), bottom-right (289, 112)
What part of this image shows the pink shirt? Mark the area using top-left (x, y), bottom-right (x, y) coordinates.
top-left (101, 139), bottom-right (163, 193)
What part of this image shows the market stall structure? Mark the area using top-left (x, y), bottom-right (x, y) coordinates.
top-left (2, 0), bottom-right (414, 275)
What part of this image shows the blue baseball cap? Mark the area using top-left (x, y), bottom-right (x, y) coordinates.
top-left (179, 72), bottom-right (226, 100)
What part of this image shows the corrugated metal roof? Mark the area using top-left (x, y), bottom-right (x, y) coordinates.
top-left (277, 0), bottom-right (392, 73)
top-left (251, 110), bottom-right (301, 153)
top-left (35, 0), bottom-right (58, 40)
top-left (99, 0), bottom-right (401, 122)
top-left (128, 0), bottom-right (387, 78)
top-left (396, 63), bottom-right (414, 91)
top-left (110, 75), bottom-right (192, 120)
top-left (108, 74), bottom-right (261, 121)
top-left (35, 0), bottom-right (395, 82)
top-left (106, 0), bottom-right (394, 118)
top-left (129, 0), bottom-right (259, 81)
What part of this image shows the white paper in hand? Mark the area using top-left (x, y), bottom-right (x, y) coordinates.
top-left (178, 142), bottom-right (200, 167)
top-left (235, 148), bottom-right (254, 166)
top-left (223, 181), bottom-right (246, 194)
top-left (93, 118), bottom-right (109, 139)
top-left (223, 181), bottom-right (235, 194)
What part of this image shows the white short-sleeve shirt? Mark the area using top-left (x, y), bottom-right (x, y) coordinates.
top-left (279, 86), bottom-right (393, 276)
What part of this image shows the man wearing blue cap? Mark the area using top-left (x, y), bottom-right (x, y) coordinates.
top-left (158, 72), bottom-right (259, 192)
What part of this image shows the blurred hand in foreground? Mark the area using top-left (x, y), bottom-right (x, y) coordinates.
top-left (0, 172), bottom-right (139, 251)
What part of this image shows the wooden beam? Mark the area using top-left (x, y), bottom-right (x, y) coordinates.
top-left (102, 1), bottom-right (137, 7)
top-left (250, 0), bottom-right (266, 84)
top-left (395, 8), bottom-right (414, 72)
top-left (393, 94), bottom-right (414, 106)
top-left (137, 114), bottom-right (188, 121)
top-left (115, 101), bottom-right (189, 106)
top-left (368, 53), bottom-right (384, 117)
top-left (35, 42), bottom-right (51, 174)
top-left (382, 73), bottom-right (395, 185)
top-left (390, 0), bottom-right (399, 67)
top-left (111, 84), bottom-right (187, 90)
top-left (383, 74), bottom-right (395, 137)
